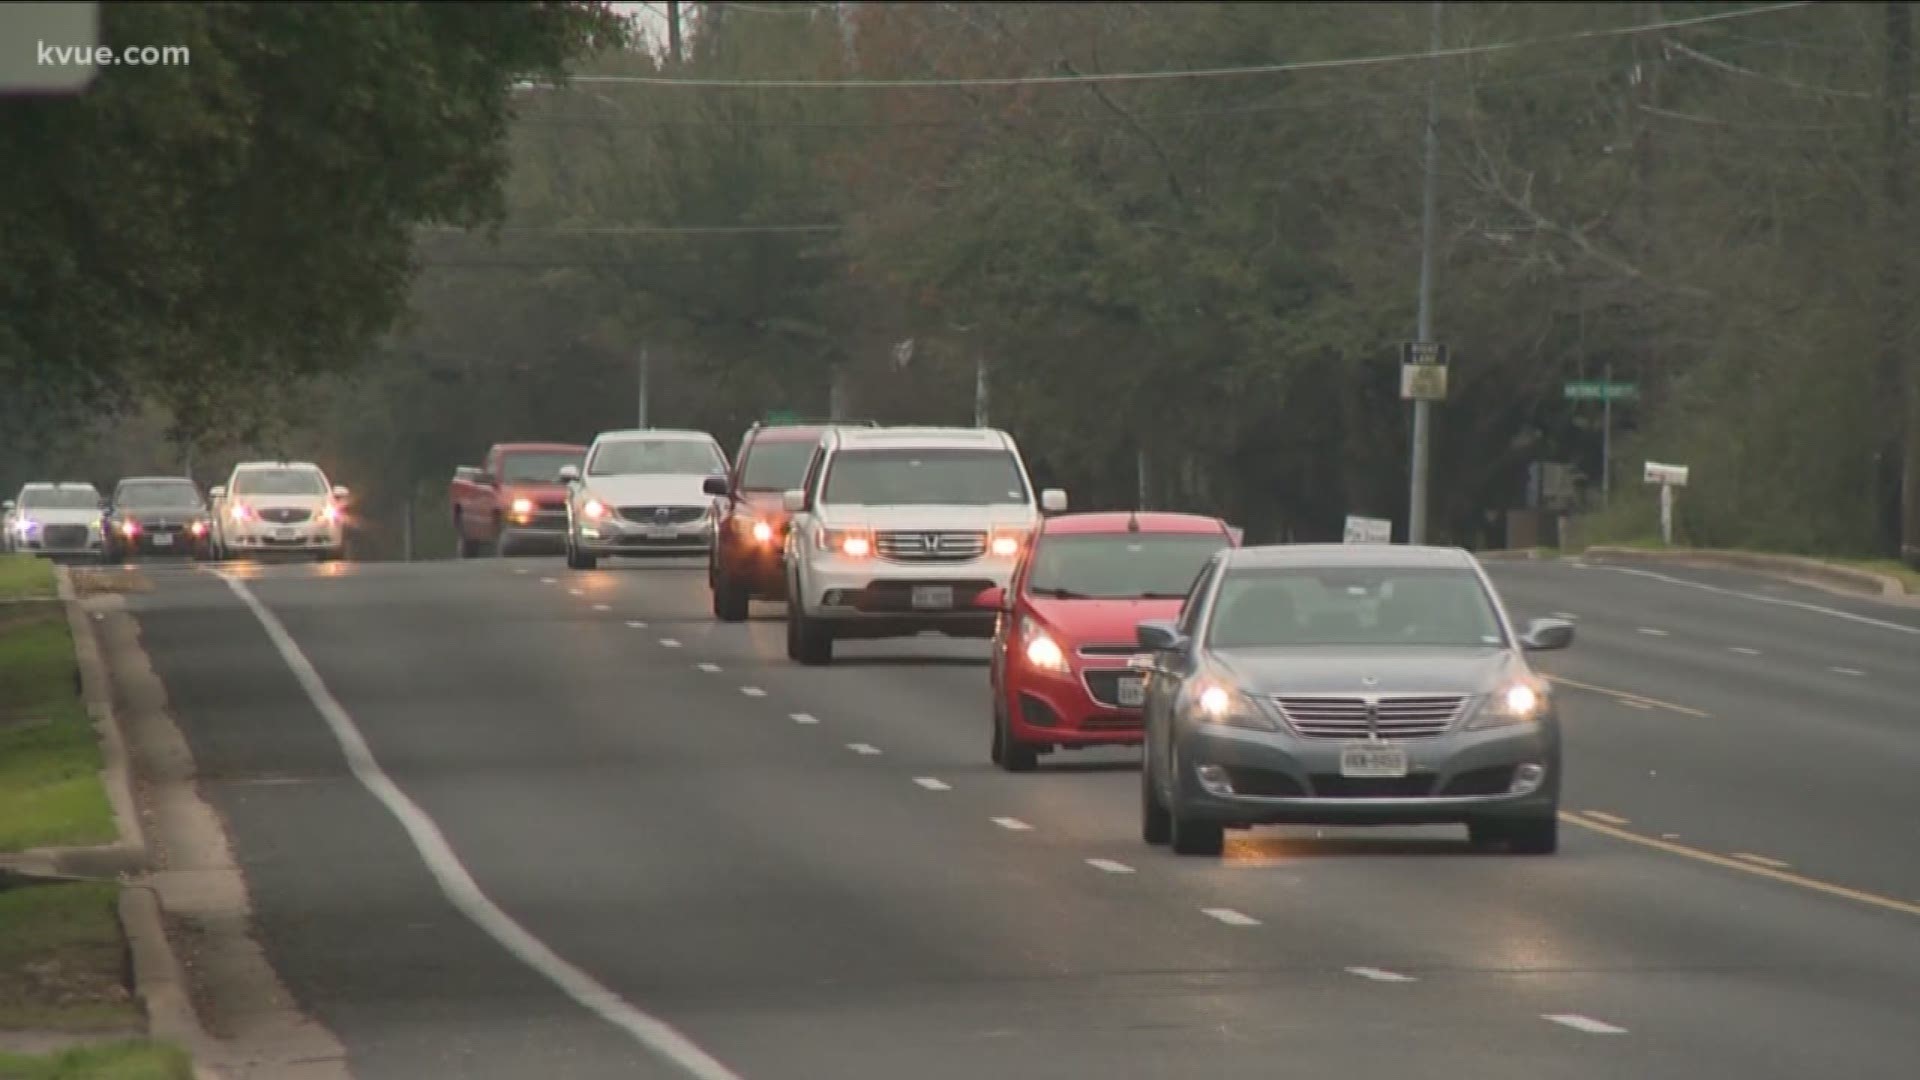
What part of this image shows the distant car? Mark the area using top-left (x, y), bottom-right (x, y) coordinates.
top-left (704, 420), bottom-right (880, 621)
top-left (102, 477), bottom-right (213, 561)
top-left (449, 442), bottom-right (585, 558)
top-left (1137, 544), bottom-right (1574, 857)
top-left (780, 426), bottom-right (1067, 665)
top-left (5, 482), bottom-right (105, 559)
top-left (561, 428), bottom-right (729, 570)
top-left (209, 461), bottom-right (349, 562)
top-left (980, 511), bottom-right (1237, 772)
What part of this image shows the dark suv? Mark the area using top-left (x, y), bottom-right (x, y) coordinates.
top-left (704, 420), bottom-right (877, 621)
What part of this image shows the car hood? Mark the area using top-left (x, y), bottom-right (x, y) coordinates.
top-left (816, 504), bottom-right (1038, 531)
top-left (1026, 597), bottom-right (1185, 646)
top-left (119, 507), bottom-right (208, 522)
top-left (17, 508), bottom-right (100, 525)
top-left (1210, 647), bottom-right (1523, 696)
top-left (577, 473), bottom-right (715, 506)
top-left (227, 494), bottom-right (329, 511)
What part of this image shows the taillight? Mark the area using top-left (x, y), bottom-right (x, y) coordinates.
top-left (818, 526), bottom-right (872, 557)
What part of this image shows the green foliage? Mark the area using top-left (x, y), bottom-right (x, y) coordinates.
top-left (0, 1041), bottom-right (192, 1080)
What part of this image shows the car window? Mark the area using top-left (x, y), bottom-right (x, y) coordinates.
top-left (739, 439), bottom-right (818, 492)
top-left (1206, 567), bottom-right (1506, 649)
top-left (588, 439), bottom-right (726, 476)
top-left (115, 482), bottom-right (203, 510)
top-left (232, 469), bottom-right (327, 496)
top-left (499, 451), bottom-right (583, 483)
top-left (1176, 557), bottom-right (1222, 637)
top-left (820, 448), bottom-right (1029, 506)
top-left (1025, 533), bottom-right (1229, 600)
top-left (20, 487), bottom-right (100, 509)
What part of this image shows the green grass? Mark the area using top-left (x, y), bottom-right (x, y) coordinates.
top-left (0, 606), bottom-right (111, 853)
top-left (0, 557), bottom-right (56, 601)
top-left (0, 1041), bottom-right (191, 1080)
top-left (0, 882), bottom-right (141, 1033)
top-left (1570, 536), bottom-right (1920, 594)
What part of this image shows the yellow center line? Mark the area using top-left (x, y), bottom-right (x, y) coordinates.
top-left (1579, 810), bottom-right (1630, 826)
top-left (1560, 813), bottom-right (1920, 919)
top-left (1545, 675), bottom-right (1711, 718)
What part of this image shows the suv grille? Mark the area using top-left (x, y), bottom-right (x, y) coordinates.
top-left (259, 508), bottom-right (312, 524)
top-left (875, 531), bottom-right (986, 561)
top-left (619, 506), bottom-right (704, 524)
top-left (1273, 695), bottom-right (1467, 739)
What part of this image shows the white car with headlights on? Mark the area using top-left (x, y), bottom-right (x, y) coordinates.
top-left (1137, 544), bottom-right (1574, 857)
top-left (780, 425), bottom-right (1066, 666)
top-left (561, 429), bottom-right (729, 570)
top-left (5, 482), bottom-right (106, 559)
top-left (209, 462), bottom-right (349, 561)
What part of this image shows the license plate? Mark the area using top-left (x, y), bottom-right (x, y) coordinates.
top-left (910, 585), bottom-right (954, 610)
top-left (646, 526), bottom-right (677, 540)
top-left (1340, 745), bottom-right (1409, 778)
top-left (150, 533), bottom-right (173, 548)
top-left (275, 527), bottom-right (297, 540)
top-left (1117, 676), bottom-right (1146, 707)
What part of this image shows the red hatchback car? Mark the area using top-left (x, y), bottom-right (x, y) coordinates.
top-left (981, 511), bottom-right (1238, 772)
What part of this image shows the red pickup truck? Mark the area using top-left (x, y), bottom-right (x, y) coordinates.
top-left (449, 442), bottom-right (585, 557)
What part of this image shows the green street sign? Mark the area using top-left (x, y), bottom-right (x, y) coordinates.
top-left (764, 409), bottom-right (801, 422)
top-left (1564, 380), bottom-right (1639, 402)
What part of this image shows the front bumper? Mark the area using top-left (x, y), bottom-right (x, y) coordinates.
top-left (224, 524), bottom-right (342, 553)
top-left (1007, 662), bottom-right (1145, 746)
top-left (110, 527), bottom-right (211, 558)
top-left (1171, 721), bottom-right (1559, 826)
top-left (577, 517), bottom-right (714, 556)
top-left (795, 553), bottom-right (1012, 638)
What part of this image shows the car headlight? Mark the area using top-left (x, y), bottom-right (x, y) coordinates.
top-left (582, 498), bottom-right (606, 521)
top-left (1019, 616), bottom-right (1069, 673)
top-left (750, 519), bottom-right (774, 544)
top-left (1465, 681), bottom-right (1548, 730)
top-left (1181, 679), bottom-right (1278, 732)
top-left (510, 497), bottom-right (534, 515)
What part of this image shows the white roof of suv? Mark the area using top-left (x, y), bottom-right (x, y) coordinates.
top-left (829, 426), bottom-right (1016, 451)
top-left (233, 460), bottom-right (325, 472)
top-left (591, 428), bottom-right (717, 443)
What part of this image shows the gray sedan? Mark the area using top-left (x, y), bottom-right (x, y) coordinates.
top-left (1137, 543), bottom-right (1573, 857)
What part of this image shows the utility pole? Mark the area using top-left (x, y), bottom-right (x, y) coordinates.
top-left (1601, 359), bottom-right (1613, 507)
top-left (667, 0), bottom-right (683, 65)
top-left (638, 347), bottom-right (650, 427)
top-left (973, 356), bottom-right (989, 427)
top-left (1136, 447), bottom-right (1149, 510)
top-left (1407, 0), bottom-right (1443, 545)
top-left (1880, 0), bottom-right (1914, 559)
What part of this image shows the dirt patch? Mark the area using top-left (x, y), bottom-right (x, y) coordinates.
top-left (66, 570), bottom-right (152, 598)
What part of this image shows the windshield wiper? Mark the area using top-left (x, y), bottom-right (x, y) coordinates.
top-left (1135, 591), bottom-right (1189, 599)
top-left (1028, 587), bottom-right (1092, 599)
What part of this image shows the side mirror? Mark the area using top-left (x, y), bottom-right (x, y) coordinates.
top-left (1, 500), bottom-right (13, 511)
top-left (781, 489), bottom-right (807, 513)
top-left (332, 485), bottom-right (350, 500)
top-left (208, 486), bottom-right (226, 499)
top-left (1520, 617), bottom-right (1575, 652)
top-left (1136, 618), bottom-right (1186, 652)
top-left (1040, 488), bottom-right (1069, 514)
top-left (702, 476), bottom-right (730, 497)
top-left (557, 465), bottom-right (581, 484)
top-left (974, 585), bottom-right (1007, 611)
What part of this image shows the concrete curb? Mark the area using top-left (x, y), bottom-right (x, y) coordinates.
top-left (1581, 545), bottom-right (1913, 601)
top-left (122, 886), bottom-right (225, 1080)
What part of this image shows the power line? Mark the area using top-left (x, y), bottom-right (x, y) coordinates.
top-left (419, 223), bottom-right (843, 236)
top-left (564, 3), bottom-right (1814, 89)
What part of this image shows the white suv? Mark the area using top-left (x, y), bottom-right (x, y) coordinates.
top-left (209, 461), bottom-right (349, 561)
top-left (781, 426), bottom-right (1066, 665)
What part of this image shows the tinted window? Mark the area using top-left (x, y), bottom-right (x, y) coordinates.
top-left (232, 469), bottom-right (327, 496)
top-left (500, 451), bottom-right (583, 484)
top-left (588, 439), bottom-right (725, 476)
top-left (1025, 533), bottom-right (1229, 600)
top-left (20, 487), bottom-right (99, 509)
top-left (821, 448), bottom-right (1028, 506)
top-left (1206, 567), bottom-right (1505, 649)
top-left (739, 439), bottom-right (818, 491)
top-left (1177, 557), bottom-right (1221, 637)
top-left (115, 482), bottom-right (202, 509)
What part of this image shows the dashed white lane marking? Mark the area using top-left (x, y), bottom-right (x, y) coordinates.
top-left (1346, 967), bottom-right (1417, 983)
top-left (1729, 646), bottom-right (1761, 656)
top-left (1732, 852), bottom-right (1791, 869)
top-left (626, 620), bottom-right (648, 629)
top-left (790, 712), bottom-right (819, 725)
top-left (568, 588), bottom-right (585, 597)
top-left (913, 777), bottom-right (951, 791)
top-left (539, 577), bottom-right (557, 584)
top-left (1581, 810), bottom-right (1630, 826)
top-left (1621, 700), bottom-right (1655, 710)
top-left (696, 662), bottom-right (721, 673)
top-left (1551, 611), bottom-right (1578, 621)
top-left (740, 686), bottom-right (767, 698)
top-left (991, 817), bottom-right (1032, 831)
top-left (1594, 564), bottom-right (1920, 635)
top-left (217, 574), bottom-right (743, 1080)
top-left (1543, 1014), bottom-right (1628, 1035)
top-left (592, 603), bottom-right (610, 612)
top-left (1085, 858), bottom-right (1135, 874)
top-left (847, 743), bottom-right (882, 756)
top-left (659, 638), bottom-right (682, 648)
top-left (512, 567), bottom-right (529, 575)
top-left (1830, 666), bottom-right (1866, 677)
top-left (1635, 627), bottom-right (1668, 637)
top-left (1202, 907), bottom-right (1261, 927)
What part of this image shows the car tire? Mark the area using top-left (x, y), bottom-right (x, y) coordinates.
top-left (787, 603), bottom-right (833, 666)
top-left (1140, 742), bottom-right (1172, 845)
top-left (1167, 749), bottom-right (1224, 856)
top-left (995, 703), bottom-right (1038, 773)
top-left (1505, 814), bottom-right (1558, 855)
top-left (712, 568), bottom-right (750, 622)
top-left (989, 699), bottom-right (1007, 767)
top-left (565, 539), bottom-right (597, 571)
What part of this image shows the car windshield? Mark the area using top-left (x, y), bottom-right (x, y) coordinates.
top-left (821, 448), bottom-right (1029, 506)
top-left (1026, 533), bottom-right (1230, 600)
top-left (500, 451), bottom-right (582, 484)
top-left (739, 439), bottom-right (817, 492)
top-left (1207, 567), bottom-right (1507, 649)
top-left (116, 482), bottom-right (202, 510)
top-left (20, 487), bottom-right (99, 510)
top-left (589, 439), bottom-right (725, 476)
top-left (232, 469), bottom-right (327, 496)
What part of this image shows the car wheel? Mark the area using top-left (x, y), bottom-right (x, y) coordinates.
top-left (1505, 814), bottom-right (1558, 855)
top-left (712, 567), bottom-right (750, 622)
top-left (565, 538), bottom-right (596, 571)
top-left (989, 699), bottom-right (1007, 766)
top-left (1140, 741), bottom-right (1172, 845)
top-left (996, 704), bottom-right (1038, 773)
top-left (494, 532), bottom-right (512, 558)
top-left (787, 603), bottom-right (833, 666)
top-left (1167, 749), bottom-right (1224, 857)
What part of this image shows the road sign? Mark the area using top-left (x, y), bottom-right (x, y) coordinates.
top-left (764, 409), bottom-right (800, 423)
top-left (1643, 461), bottom-right (1689, 487)
top-left (1564, 380), bottom-right (1640, 402)
top-left (2, 3), bottom-right (99, 94)
top-left (1401, 341), bottom-right (1449, 366)
top-left (1401, 363), bottom-right (1448, 401)
top-left (1343, 515), bottom-right (1393, 544)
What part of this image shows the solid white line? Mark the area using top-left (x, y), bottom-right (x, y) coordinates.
top-left (991, 817), bottom-right (1032, 831)
top-left (626, 620), bottom-right (648, 629)
top-left (592, 603), bottom-right (610, 612)
top-left (1635, 626), bottom-right (1668, 637)
top-left (847, 742), bottom-right (882, 755)
top-left (696, 662), bottom-right (721, 673)
top-left (1830, 666), bottom-right (1866, 677)
top-left (659, 638), bottom-right (682, 648)
top-left (1543, 1014), bottom-right (1628, 1035)
top-left (913, 777), bottom-right (951, 791)
top-left (1732, 851), bottom-right (1792, 869)
top-left (1595, 564), bottom-right (1920, 635)
top-left (740, 686), bottom-right (767, 697)
top-left (1729, 646), bottom-right (1761, 655)
top-left (1202, 907), bottom-right (1261, 927)
top-left (1085, 858), bottom-right (1135, 874)
top-left (1345, 966), bottom-right (1417, 983)
top-left (216, 573), bottom-right (742, 1080)
top-left (790, 712), bottom-right (819, 724)
top-left (1621, 700), bottom-right (1655, 710)
top-left (568, 588), bottom-right (585, 597)
top-left (1581, 810), bottom-right (1630, 825)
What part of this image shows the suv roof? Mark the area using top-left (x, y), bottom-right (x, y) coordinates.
top-left (828, 426), bottom-right (1016, 451)
top-left (116, 476), bottom-right (196, 486)
top-left (234, 460), bottom-right (323, 471)
top-left (495, 442), bottom-right (586, 453)
top-left (591, 428), bottom-right (717, 443)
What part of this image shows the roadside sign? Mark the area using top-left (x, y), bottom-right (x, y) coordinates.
top-left (1, 3), bottom-right (99, 94)
top-left (1401, 342), bottom-right (1448, 366)
top-left (1343, 515), bottom-right (1393, 544)
top-left (764, 409), bottom-right (800, 423)
top-left (1400, 363), bottom-right (1448, 401)
top-left (1564, 380), bottom-right (1639, 402)
top-left (1643, 461), bottom-right (1689, 487)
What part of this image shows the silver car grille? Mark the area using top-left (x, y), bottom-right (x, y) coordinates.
top-left (259, 508), bottom-right (312, 524)
top-left (618, 505), bottom-right (704, 525)
top-left (1273, 695), bottom-right (1468, 739)
top-left (875, 531), bottom-right (987, 562)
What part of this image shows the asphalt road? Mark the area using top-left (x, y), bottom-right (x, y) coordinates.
top-left (119, 552), bottom-right (1920, 1079)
